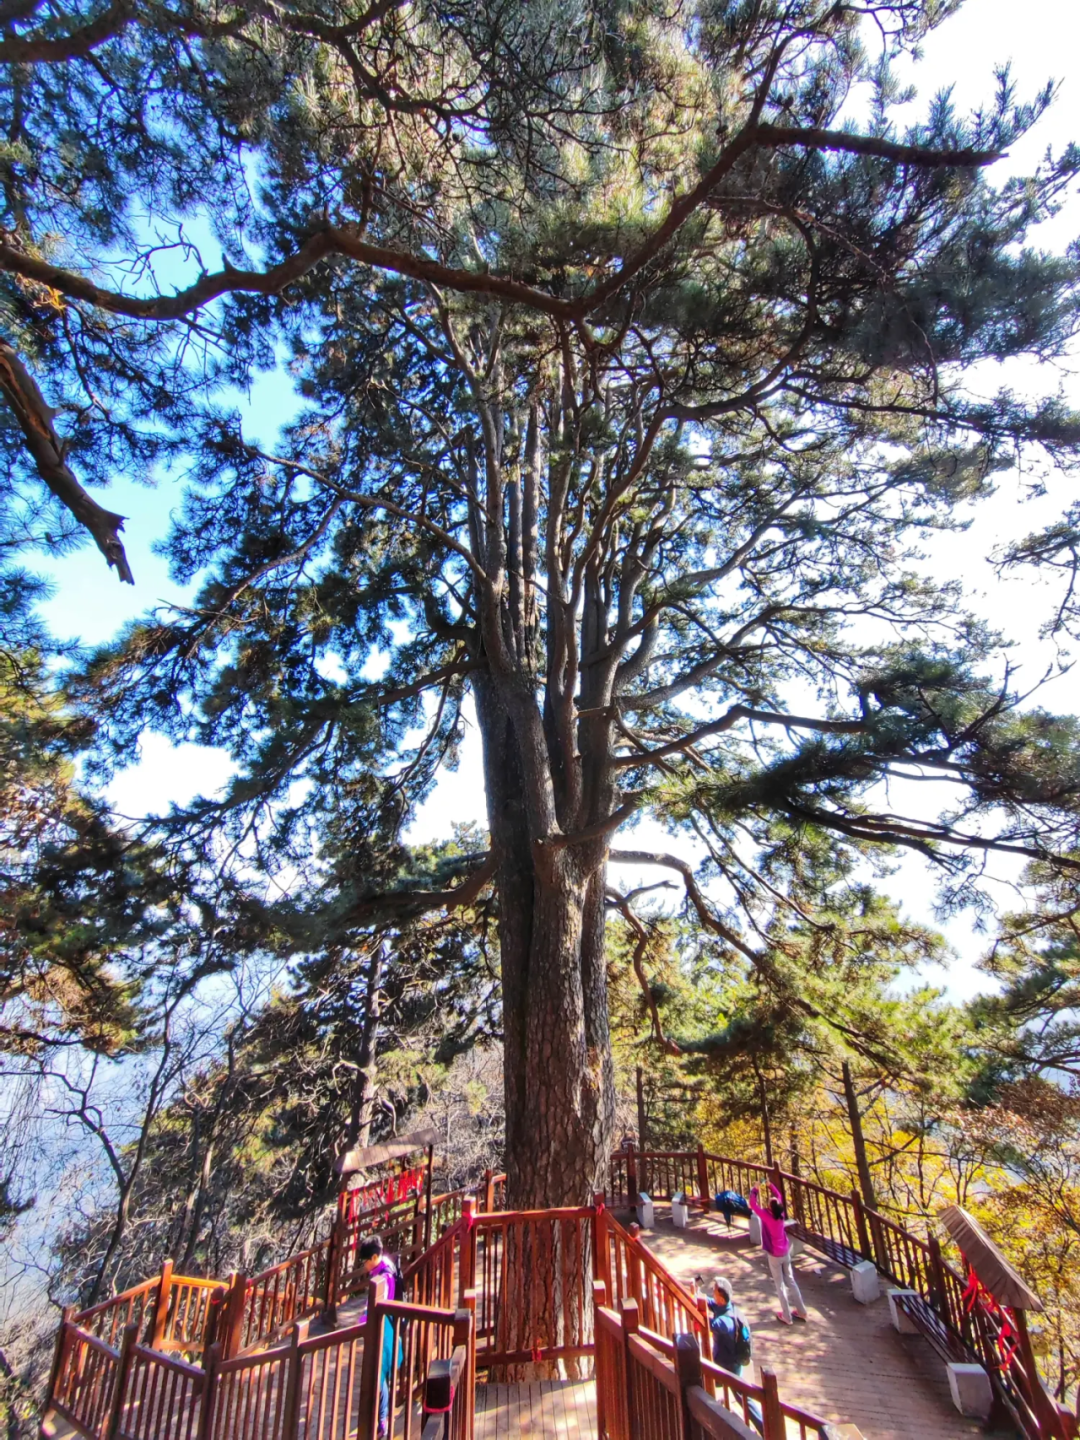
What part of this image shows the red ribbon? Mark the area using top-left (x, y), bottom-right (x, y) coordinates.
top-left (961, 1260), bottom-right (1019, 1371)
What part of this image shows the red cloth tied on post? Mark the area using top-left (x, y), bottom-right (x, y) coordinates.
top-left (962, 1259), bottom-right (1019, 1370)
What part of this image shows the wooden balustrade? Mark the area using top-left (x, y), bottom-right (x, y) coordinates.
top-left (404, 1213), bottom-right (470, 1312)
top-left (44, 1142), bottom-right (1069, 1440)
top-left (341, 1165), bottom-right (428, 1224)
top-left (701, 1155), bottom-right (772, 1211)
top-left (336, 1195), bottom-right (428, 1302)
top-left (160, 1278), bottom-right (226, 1356)
top-left (50, 1321), bottom-right (123, 1440)
top-left (238, 1245), bottom-right (331, 1354)
top-left (419, 1309), bottom-right (474, 1440)
top-left (602, 1211), bottom-right (707, 1347)
top-left (118, 1340), bottom-right (208, 1440)
top-left (75, 1279), bottom-right (162, 1348)
top-left (631, 1152), bottom-right (701, 1204)
top-left (470, 1207), bottom-right (594, 1369)
top-left (595, 1301), bottom-right (756, 1440)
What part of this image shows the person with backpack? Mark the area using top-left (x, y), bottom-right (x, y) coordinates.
top-left (695, 1276), bottom-right (753, 1376)
top-left (357, 1235), bottom-right (402, 1439)
top-left (748, 1181), bottom-right (808, 1326)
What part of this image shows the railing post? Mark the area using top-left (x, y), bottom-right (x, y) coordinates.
top-left (760, 1368), bottom-right (784, 1440)
top-left (201, 1286), bottom-right (226, 1366)
top-left (626, 1225), bottom-right (644, 1314)
top-left (593, 1193), bottom-right (613, 1300)
top-left (223, 1272), bottom-right (247, 1359)
top-left (104, 1322), bottom-right (138, 1440)
top-left (460, 1285), bottom-right (477, 1438)
top-left (281, 1319), bottom-right (309, 1440)
top-left (40, 1307), bottom-right (75, 1433)
top-left (452, 1306), bottom-right (475, 1440)
top-left (357, 1276), bottom-right (389, 1440)
top-left (591, 1283), bottom-right (608, 1440)
top-left (196, 1343), bottom-right (220, 1440)
top-left (626, 1142), bottom-right (638, 1207)
top-left (927, 1235), bottom-right (947, 1315)
top-left (459, 1197), bottom-right (477, 1304)
top-left (674, 1333), bottom-right (701, 1440)
top-left (151, 1259), bottom-right (174, 1348)
top-left (851, 1189), bottom-right (872, 1262)
top-left (483, 1170), bottom-right (495, 1214)
top-left (325, 1201), bottom-right (347, 1319)
top-left (424, 1143), bottom-right (435, 1250)
top-left (621, 1299), bottom-right (639, 1433)
top-left (696, 1144), bottom-right (710, 1209)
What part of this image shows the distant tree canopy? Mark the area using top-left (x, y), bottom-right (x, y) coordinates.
top-left (3, 0), bottom-right (1080, 1226)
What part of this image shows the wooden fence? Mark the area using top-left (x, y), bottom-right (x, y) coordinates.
top-left (595, 1302), bottom-right (761, 1440)
top-left (49, 1139), bottom-right (1074, 1440)
top-left (598, 1209), bottom-right (707, 1347)
top-left (608, 1148), bottom-right (1079, 1440)
top-left (48, 1279), bottom-right (474, 1440)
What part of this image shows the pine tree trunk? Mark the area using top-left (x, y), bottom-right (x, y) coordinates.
top-left (842, 1060), bottom-right (877, 1210)
top-left (347, 944), bottom-right (384, 1149)
top-left (475, 679), bottom-right (616, 1210)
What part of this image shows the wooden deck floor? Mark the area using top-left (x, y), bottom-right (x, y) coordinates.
top-left (641, 1207), bottom-right (1005, 1440)
top-left (475, 1381), bottom-right (597, 1440)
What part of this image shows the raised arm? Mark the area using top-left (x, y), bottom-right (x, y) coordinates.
top-left (747, 1185), bottom-right (767, 1220)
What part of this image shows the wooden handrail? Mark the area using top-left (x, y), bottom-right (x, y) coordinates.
top-left (45, 1140), bottom-right (1063, 1440)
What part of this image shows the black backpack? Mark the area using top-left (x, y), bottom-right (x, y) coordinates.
top-left (712, 1306), bottom-right (753, 1369)
top-left (732, 1313), bottom-right (753, 1367)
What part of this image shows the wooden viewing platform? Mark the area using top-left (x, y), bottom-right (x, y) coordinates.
top-left (41, 1142), bottom-right (1078, 1440)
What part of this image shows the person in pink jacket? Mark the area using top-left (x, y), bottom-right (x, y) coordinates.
top-left (749, 1182), bottom-right (808, 1326)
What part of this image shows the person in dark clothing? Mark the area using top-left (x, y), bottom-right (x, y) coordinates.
top-left (693, 1275), bottom-right (763, 1435)
top-left (714, 1190), bottom-right (751, 1227)
top-left (696, 1275), bottom-right (751, 1376)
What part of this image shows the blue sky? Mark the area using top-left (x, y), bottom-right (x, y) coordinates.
top-left (32, 0), bottom-right (1080, 1000)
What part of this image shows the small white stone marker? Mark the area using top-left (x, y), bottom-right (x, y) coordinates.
top-left (947, 1363), bottom-right (993, 1420)
top-left (636, 1193), bottom-right (654, 1228)
top-left (748, 1212), bottom-right (762, 1246)
top-left (850, 1259), bottom-right (880, 1304)
top-left (671, 1196), bottom-right (689, 1228)
top-left (886, 1289), bottom-right (921, 1333)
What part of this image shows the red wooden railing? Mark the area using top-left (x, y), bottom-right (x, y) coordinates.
top-left (46, 1139), bottom-right (1073, 1440)
top-left (74, 1279), bottom-right (161, 1347)
top-left (119, 1340), bottom-right (208, 1440)
top-left (49, 1321), bottom-right (123, 1440)
top-left (470, 1205), bottom-right (594, 1370)
top-left (598, 1209), bottom-right (707, 1347)
top-left (595, 1301), bottom-right (759, 1440)
top-left (605, 1148), bottom-right (1079, 1440)
top-left (236, 1243), bottom-right (332, 1353)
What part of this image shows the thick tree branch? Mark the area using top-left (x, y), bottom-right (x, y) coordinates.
top-left (610, 703), bottom-right (865, 768)
top-left (606, 886), bottom-right (682, 1056)
top-left (0, 128), bottom-right (998, 335)
top-left (331, 852), bottom-right (497, 928)
top-left (0, 338), bottom-right (133, 581)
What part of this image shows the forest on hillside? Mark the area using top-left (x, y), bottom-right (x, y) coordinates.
top-left (3, 0), bottom-right (1080, 1429)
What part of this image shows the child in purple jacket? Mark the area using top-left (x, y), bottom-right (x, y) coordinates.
top-left (748, 1182), bottom-right (808, 1326)
top-left (358, 1236), bottom-right (401, 1438)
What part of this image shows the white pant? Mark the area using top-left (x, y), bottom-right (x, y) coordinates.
top-left (767, 1252), bottom-right (806, 1323)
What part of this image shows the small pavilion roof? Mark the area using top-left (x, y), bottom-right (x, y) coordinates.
top-left (937, 1204), bottom-right (1043, 1311)
top-left (335, 1127), bottom-right (438, 1175)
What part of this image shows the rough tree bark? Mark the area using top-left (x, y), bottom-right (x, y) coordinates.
top-left (346, 943), bottom-right (385, 1150)
top-left (842, 1060), bottom-right (877, 1211)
